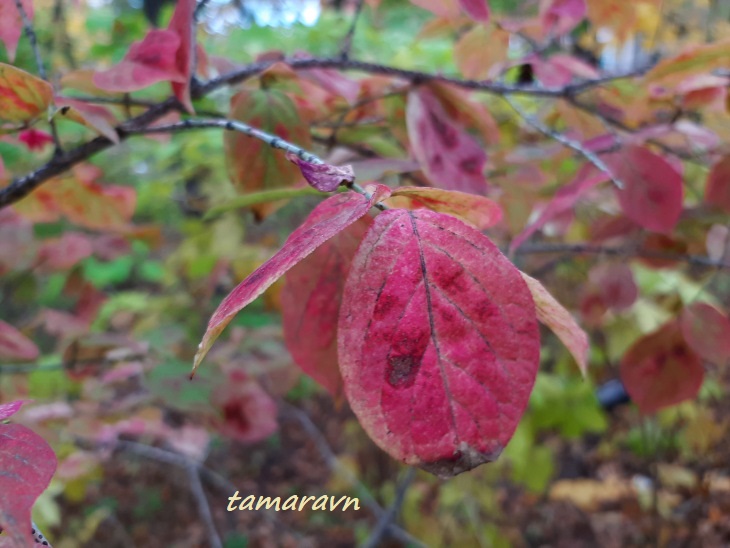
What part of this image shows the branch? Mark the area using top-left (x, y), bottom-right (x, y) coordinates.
top-left (362, 467), bottom-right (416, 548)
top-left (339, 0), bottom-right (366, 59)
top-left (186, 464), bottom-right (223, 548)
top-left (504, 96), bottom-right (625, 189)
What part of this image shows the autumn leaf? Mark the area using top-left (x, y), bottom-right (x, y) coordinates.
top-left (409, 0), bottom-right (461, 20)
top-left (0, 423), bottom-right (57, 547)
top-left (453, 24), bottom-right (509, 80)
top-left (645, 38), bottom-right (730, 89)
top-left (680, 303), bottom-right (730, 366)
top-left (541, 0), bottom-right (586, 36)
top-left (0, 63), bottom-right (53, 126)
top-left (17, 129), bottom-right (53, 151)
top-left (385, 186), bottom-right (502, 229)
top-left (54, 97), bottom-right (120, 143)
top-left (338, 209), bottom-right (540, 477)
top-left (213, 369), bottom-right (278, 443)
top-left (287, 156), bottom-right (355, 192)
top-left (620, 320), bottom-right (704, 415)
top-left (193, 187), bottom-right (391, 376)
top-left (406, 88), bottom-right (488, 195)
top-left (0, 0), bottom-right (33, 62)
top-left (0, 320), bottom-right (39, 361)
top-left (281, 217), bottom-right (373, 398)
top-left (224, 88), bottom-right (312, 218)
top-left (520, 272), bottom-right (588, 377)
top-left (706, 155), bottom-right (730, 213)
top-left (458, 0), bottom-right (489, 22)
top-left (0, 401), bottom-right (24, 421)
top-left (167, 0), bottom-right (196, 113)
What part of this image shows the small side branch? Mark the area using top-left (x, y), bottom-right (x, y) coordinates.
top-left (186, 464), bottom-right (223, 548)
top-left (362, 467), bottom-right (416, 548)
top-left (339, 0), bottom-right (366, 59)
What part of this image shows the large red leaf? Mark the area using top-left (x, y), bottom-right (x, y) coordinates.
top-left (680, 303), bottom-right (730, 366)
top-left (0, 63), bottom-right (53, 126)
top-left (458, 0), bottom-right (489, 22)
top-left (193, 187), bottom-right (391, 375)
top-left (281, 217), bottom-right (372, 398)
top-left (224, 88), bottom-right (312, 218)
top-left (93, 30), bottom-right (185, 92)
top-left (406, 88), bottom-right (488, 195)
top-left (607, 146), bottom-right (683, 234)
top-left (167, 0), bottom-right (195, 113)
top-left (520, 272), bottom-right (588, 377)
top-left (0, 424), bottom-right (57, 546)
top-left (706, 155), bottom-right (730, 213)
top-left (620, 320), bottom-right (704, 415)
top-left (385, 186), bottom-right (502, 230)
top-left (0, 0), bottom-right (33, 62)
top-left (338, 209), bottom-right (540, 477)
top-left (0, 320), bottom-right (39, 361)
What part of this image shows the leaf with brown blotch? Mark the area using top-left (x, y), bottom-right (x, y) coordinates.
top-left (0, 424), bottom-right (56, 547)
top-left (0, 63), bottom-right (53, 126)
top-left (338, 209), bottom-right (540, 477)
top-left (620, 320), bottom-right (704, 415)
top-left (406, 88), bottom-right (488, 195)
top-left (385, 186), bottom-right (502, 230)
top-left (193, 187), bottom-right (391, 376)
top-left (680, 303), bottom-right (730, 366)
top-left (520, 272), bottom-right (588, 377)
top-left (281, 216), bottom-right (373, 398)
top-left (0, 320), bottom-right (39, 361)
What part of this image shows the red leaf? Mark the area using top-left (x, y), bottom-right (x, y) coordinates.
top-left (680, 303), bottom-right (730, 366)
top-left (540, 0), bottom-right (586, 36)
top-left (607, 146), bottom-right (683, 234)
top-left (510, 164), bottom-right (609, 252)
top-left (338, 209), bottom-right (540, 477)
top-left (0, 0), bottom-right (33, 61)
top-left (213, 369), bottom-right (278, 443)
top-left (193, 187), bottom-right (391, 375)
top-left (458, 0), bottom-right (489, 22)
top-left (385, 186), bottom-right (502, 230)
top-left (620, 320), bottom-right (704, 415)
top-left (0, 424), bottom-right (57, 546)
top-left (406, 88), bottom-right (488, 195)
top-left (35, 232), bottom-right (94, 272)
top-left (287, 156), bottom-right (355, 192)
top-left (520, 272), bottom-right (588, 376)
top-left (281, 217), bottom-right (372, 398)
top-left (0, 401), bottom-right (24, 421)
top-left (0, 320), bottom-right (39, 361)
top-left (167, 0), bottom-right (196, 113)
top-left (589, 263), bottom-right (638, 311)
top-left (17, 129), bottom-right (54, 152)
top-left (706, 155), bottom-right (730, 213)
top-left (93, 30), bottom-right (185, 93)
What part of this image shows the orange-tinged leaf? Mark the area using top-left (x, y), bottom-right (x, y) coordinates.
top-left (385, 186), bottom-right (502, 229)
top-left (281, 216), bottom-right (373, 398)
top-left (224, 88), bottom-right (312, 218)
top-left (193, 187), bottom-right (391, 376)
top-left (520, 272), bottom-right (588, 377)
top-left (645, 39), bottom-right (730, 89)
top-left (680, 303), bottom-right (730, 366)
top-left (0, 63), bottom-right (53, 125)
top-left (0, 0), bottom-right (33, 62)
top-left (706, 155), bottom-right (730, 213)
top-left (409, 0), bottom-right (461, 19)
top-left (620, 320), bottom-right (704, 415)
top-left (0, 319), bottom-right (39, 361)
top-left (454, 24), bottom-right (509, 81)
top-left (338, 209), bottom-right (540, 477)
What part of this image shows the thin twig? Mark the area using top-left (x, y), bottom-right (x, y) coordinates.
top-left (339, 0), bottom-right (366, 59)
top-left (505, 96), bottom-right (624, 189)
top-left (362, 467), bottom-right (416, 548)
top-left (31, 520), bottom-right (53, 547)
top-left (279, 402), bottom-right (426, 548)
top-left (186, 464), bottom-right (223, 548)
top-left (194, 0), bottom-right (213, 21)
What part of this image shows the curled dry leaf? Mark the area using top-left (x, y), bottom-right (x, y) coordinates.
top-left (385, 186), bottom-right (502, 229)
top-left (287, 156), bottom-right (355, 192)
top-left (193, 187), bottom-right (391, 376)
top-left (338, 209), bottom-right (539, 477)
top-left (519, 272), bottom-right (588, 377)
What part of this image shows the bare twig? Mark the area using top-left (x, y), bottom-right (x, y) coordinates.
top-left (505, 96), bottom-right (625, 189)
top-left (339, 0), bottom-right (366, 59)
top-left (278, 401), bottom-right (426, 548)
top-left (362, 467), bottom-right (416, 548)
top-left (194, 0), bottom-right (213, 21)
top-left (186, 464), bottom-right (223, 548)
top-left (31, 521), bottom-right (53, 547)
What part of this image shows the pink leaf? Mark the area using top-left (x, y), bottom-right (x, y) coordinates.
top-left (35, 232), bottom-right (94, 272)
top-left (0, 401), bottom-right (24, 421)
top-left (589, 263), bottom-right (638, 312)
top-left (406, 89), bottom-right (488, 195)
top-left (510, 164), bottom-right (610, 252)
top-left (93, 30), bottom-right (185, 93)
top-left (287, 156), bottom-right (355, 192)
top-left (167, 0), bottom-right (196, 113)
top-left (54, 97), bottom-right (120, 144)
top-left (17, 129), bottom-right (54, 152)
top-left (607, 146), bottom-right (684, 234)
top-left (281, 217), bottom-right (372, 398)
top-left (458, 0), bottom-right (490, 22)
top-left (541, 0), bottom-right (586, 36)
top-left (520, 272), bottom-right (588, 377)
top-left (193, 187), bottom-right (391, 375)
top-left (0, 424), bottom-right (57, 546)
top-left (213, 370), bottom-right (278, 444)
top-left (338, 209), bottom-right (540, 477)
top-left (680, 303), bottom-right (730, 366)
top-left (0, 320), bottom-right (39, 361)
top-left (385, 186), bottom-right (502, 230)
top-left (0, 0), bottom-right (33, 62)
top-left (620, 320), bottom-right (704, 414)
top-left (706, 155), bottom-right (730, 213)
